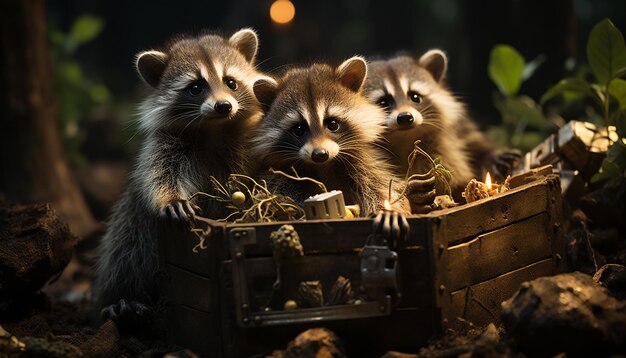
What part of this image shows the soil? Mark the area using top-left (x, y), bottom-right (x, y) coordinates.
top-left (1, 174), bottom-right (624, 357)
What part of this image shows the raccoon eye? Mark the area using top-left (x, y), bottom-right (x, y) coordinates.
top-left (225, 78), bottom-right (238, 90)
top-left (325, 118), bottom-right (340, 132)
top-left (409, 91), bottom-right (422, 103)
top-left (376, 95), bottom-right (394, 109)
top-left (291, 123), bottom-right (307, 137)
top-left (187, 82), bottom-right (205, 96)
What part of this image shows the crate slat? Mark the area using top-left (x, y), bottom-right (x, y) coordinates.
top-left (447, 258), bottom-right (554, 327)
top-left (446, 213), bottom-right (552, 291)
top-left (164, 263), bottom-right (212, 312)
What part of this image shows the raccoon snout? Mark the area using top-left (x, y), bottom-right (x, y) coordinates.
top-left (214, 100), bottom-right (233, 114)
top-left (397, 112), bottom-right (414, 126)
top-left (311, 149), bottom-right (329, 163)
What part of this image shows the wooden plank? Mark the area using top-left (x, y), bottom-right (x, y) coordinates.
top-left (223, 217), bottom-right (430, 258)
top-left (447, 213), bottom-right (553, 291)
top-left (424, 178), bottom-right (550, 245)
top-left (161, 227), bottom-right (213, 277)
top-left (546, 176), bottom-right (568, 274)
top-left (164, 264), bottom-right (212, 312)
top-left (166, 304), bottom-right (216, 357)
top-left (447, 258), bottom-right (554, 328)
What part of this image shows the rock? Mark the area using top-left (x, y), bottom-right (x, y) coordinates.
top-left (501, 272), bottom-right (626, 356)
top-left (566, 225), bottom-right (606, 275)
top-left (280, 328), bottom-right (346, 358)
top-left (589, 228), bottom-right (622, 255)
top-left (578, 177), bottom-right (626, 228)
top-left (593, 264), bottom-right (626, 299)
top-left (0, 202), bottom-right (77, 309)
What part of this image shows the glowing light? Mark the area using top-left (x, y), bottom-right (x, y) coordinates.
top-left (383, 200), bottom-right (392, 211)
top-left (270, 0), bottom-right (295, 25)
top-left (485, 172), bottom-right (492, 190)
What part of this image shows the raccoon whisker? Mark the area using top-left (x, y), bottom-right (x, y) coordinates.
top-left (370, 141), bottom-right (399, 160)
top-left (176, 114), bottom-right (202, 136)
top-left (421, 122), bottom-right (445, 131)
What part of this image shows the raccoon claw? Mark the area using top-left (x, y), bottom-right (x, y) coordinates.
top-left (159, 199), bottom-right (198, 231)
top-left (491, 150), bottom-right (523, 180)
top-left (405, 176), bottom-right (437, 214)
top-left (373, 210), bottom-right (409, 247)
top-left (101, 299), bottom-right (153, 332)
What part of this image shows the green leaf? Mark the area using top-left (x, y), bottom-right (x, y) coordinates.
top-left (486, 126), bottom-right (509, 148)
top-left (609, 78), bottom-right (626, 109)
top-left (503, 96), bottom-right (552, 130)
top-left (60, 62), bottom-right (83, 85)
top-left (517, 132), bottom-right (544, 152)
top-left (90, 84), bottom-right (110, 103)
top-left (587, 18), bottom-right (626, 85)
top-left (488, 45), bottom-right (525, 96)
top-left (592, 157), bottom-right (621, 182)
top-left (540, 77), bottom-right (592, 104)
top-left (592, 141), bottom-right (626, 182)
top-left (522, 54), bottom-right (546, 81)
top-left (70, 15), bottom-right (104, 44)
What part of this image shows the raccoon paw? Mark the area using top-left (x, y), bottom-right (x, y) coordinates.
top-left (101, 299), bottom-right (153, 332)
top-left (491, 149), bottom-right (523, 180)
top-left (159, 199), bottom-right (201, 231)
top-left (372, 210), bottom-right (410, 246)
top-left (405, 176), bottom-right (437, 214)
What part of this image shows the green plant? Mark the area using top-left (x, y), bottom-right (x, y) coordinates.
top-left (541, 18), bottom-right (626, 182)
top-left (50, 14), bottom-right (110, 166)
top-left (487, 45), bottom-right (555, 151)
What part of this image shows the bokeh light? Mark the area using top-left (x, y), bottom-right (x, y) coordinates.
top-left (270, 0), bottom-right (295, 25)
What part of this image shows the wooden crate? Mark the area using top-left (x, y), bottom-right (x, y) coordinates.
top-left (159, 173), bottom-right (566, 357)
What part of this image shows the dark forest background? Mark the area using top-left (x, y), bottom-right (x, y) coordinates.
top-left (1, 0), bottom-right (625, 237)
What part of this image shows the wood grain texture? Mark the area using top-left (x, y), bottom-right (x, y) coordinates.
top-left (446, 213), bottom-right (552, 291)
top-left (447, 258), bottom-right (554, 327)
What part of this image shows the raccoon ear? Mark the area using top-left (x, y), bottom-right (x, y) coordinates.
top-left (336, 56), bottom-right (368, 92)
top-left (418, 49), bottom-right (448, 83)
top-left (229, 28), bottom-right (259, 63)
top-left (253, 77), bottom-right (278, 111)
top-left (136, 50), bottom-right (169, 88)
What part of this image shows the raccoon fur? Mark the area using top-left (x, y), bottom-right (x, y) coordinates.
top-left (94, 29), bottom-right (274, 309)
top-left (249, 57), bottom-right (408, 216)
top-left (363, 50), bottom-right (500, 196)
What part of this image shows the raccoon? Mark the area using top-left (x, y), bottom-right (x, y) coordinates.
top-left (250, 57), bottom-right (408, 216)
top-left (363, 50), bottom-right (508, 197)
top-left (94, 29), bottom-right (273, 313)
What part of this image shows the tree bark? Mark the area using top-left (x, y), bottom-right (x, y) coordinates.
top-left (0, 0), bottom-right (97, 237)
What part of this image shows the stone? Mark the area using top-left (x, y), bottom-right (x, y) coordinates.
top-left (501, 272), bottom-right (626, 356)
top-left (280, 328), bottom-right (346, 358)
top-left (0, 202), bottom-right (77, 308)
top-left (593, 264), bottom-right (626, 299)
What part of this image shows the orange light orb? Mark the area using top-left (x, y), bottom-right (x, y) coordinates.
top-left (270, 0), bottom-right (295, 25)
top-left (485, 172), bottom-right (492, 190)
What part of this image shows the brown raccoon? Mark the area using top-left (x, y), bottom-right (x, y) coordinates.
top-left (249, 57), bottom-right (408, 216)
top-left (94, 29), bottom-right (274, 310)
top-left (363, 50), bottom-right (506, 197)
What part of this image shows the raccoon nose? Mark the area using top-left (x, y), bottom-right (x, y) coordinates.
top-left (397, 112), bottom-right (414, 126)
top-left (214, 100), bottom-right (232, 114)
top-left (311, 149), bottom-right (329, 163)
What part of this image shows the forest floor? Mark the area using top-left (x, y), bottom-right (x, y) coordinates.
top-left (1, 162), bottom-right (625, 357)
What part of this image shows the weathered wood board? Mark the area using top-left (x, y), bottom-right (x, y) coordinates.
top-left (159, 173), bottom-right (566, 357)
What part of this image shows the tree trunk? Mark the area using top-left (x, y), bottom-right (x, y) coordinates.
top-left (0, 0), bottom-right (98, 237)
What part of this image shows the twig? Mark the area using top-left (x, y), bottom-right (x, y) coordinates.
top-left (269, 167), bottom-right (328, 193)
